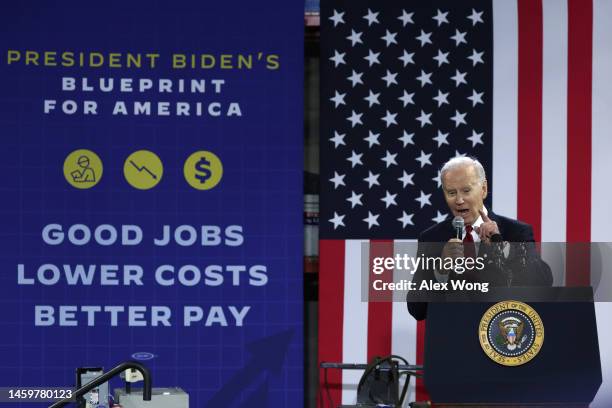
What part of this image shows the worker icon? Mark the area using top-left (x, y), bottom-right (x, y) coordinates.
top-left (70, 155), bottom-right (96, 183)
top-left (63, 149), bottom-right (103, 189)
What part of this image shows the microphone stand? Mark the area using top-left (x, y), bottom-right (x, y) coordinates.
top-left (320, 362), bottom-right (423, 372)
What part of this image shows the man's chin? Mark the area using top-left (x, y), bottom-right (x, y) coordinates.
top-left (463, 214), bottom-right (477, 225)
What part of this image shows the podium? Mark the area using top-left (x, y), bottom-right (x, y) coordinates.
top-left (424, 287), bottom-right (602, 407)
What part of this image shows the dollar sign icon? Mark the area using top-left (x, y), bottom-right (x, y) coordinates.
top-left (184, 151), bottom-right (223, 190)
top-left (194, 157), bottom-right (212, 184)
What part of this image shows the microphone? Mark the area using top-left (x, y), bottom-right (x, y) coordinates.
top-left (452, 216), bottom-right (464, 240)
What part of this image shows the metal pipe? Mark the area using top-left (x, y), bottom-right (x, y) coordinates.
top-left (320, 362), bottom-right (423, 371)
top-left (49, 361), bottom-right (151, 408)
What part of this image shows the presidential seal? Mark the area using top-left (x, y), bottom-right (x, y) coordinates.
top-left (478, 300), bottom-right (544, 366)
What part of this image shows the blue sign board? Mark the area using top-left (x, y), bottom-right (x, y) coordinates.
top-left (0, 1), bottom-right (304, 406)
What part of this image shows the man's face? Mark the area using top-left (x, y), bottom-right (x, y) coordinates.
top-left (441, 164), bottom-right (487, 226)
top-left (78, 156), bottom-right (90, 168)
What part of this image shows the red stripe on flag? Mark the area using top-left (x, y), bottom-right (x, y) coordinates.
top-left (566, 0), bottom-right (592, 286)
top-left (367, 240), bottom-right (393, 361)
top-left (415, 319), bottom-right (429, 401)
top-left (318, 240), bottom-right (345, 408)
top-left (517, 0), bottom-right (543, 241)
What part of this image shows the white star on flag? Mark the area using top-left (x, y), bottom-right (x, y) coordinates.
top-left (398, 9), bottom-right (414, 26)
top-left (467, 130), bottom-right (484, 147)
top-left (416, 150), bottom-right (432, 167)
top-left (329, 9), bottom-right (345, 27)
top-left (329, 171), bottom-right (345, 189)
top-left (432, 210), bottom-right (448, 223)
top-left (346, 191), bottom-right (363, 208)
top-left (433, 170), bottom-right (442, 187)
top-left (451, 70), bottom-right (468, 86)
top-left (467, 9), bottom-right (484, 26)
top-left (330, 91), bottom-right (346, 107)
top-left (330, 50), bottom-right (346, 67)
top-left (347, 110), bottom-right (363, 127)
top-left (348, 70), bottom-right (364, 87)
top-left (416, 70), bottom-right (432, 87)
top-left (416, 110), bottom-right (432, 127)
top-left (347, 30), bottom-right (363, 46)
top-left (398, 171), bottom-right (415, 187)
top-left (364, 50), bottom-right (381, 66)
top-left (398, 211), bottom-right (415, 227)
top-left (468, 90), bottom-right (484, 106)
top-left (381, 150), bottom-right (398, 167)
top-left (381, 191), bottom-right (398, 208)
top-left (415, 190), bottom-right (432, 208)
top-left (467, 49), bottom-right (484, 66)
top-left (363, 211), bottom-right (380, 228)
top-left (330, 131), bottom-right (345, 148)
top-left (364, 131), bottom-right (380, 147)
top-left (399, 50), bottom-right (415, 66)
top-left (433, 90), bottom-right (450, 107)
top-left (363, 9), bottom-right (379, 26)
top-left (363, 171), bottom-right (380, 188)
top-left (381, 110), bottom-right (398, 127)
top-left (450, 29), bottom-right (467, 46)
top-left (364, 90), bottom-right (381, 107)
top-left (432, 9), bottom-right (449, 26)
top-left (399, 90), bottom-right (415, 107)
top-left (346, 150), bottom-right (363, 167)
top-left (450, 110), bottom-right (467, 127)
top-left (433, 130), bottom-right (450, 147)
top-left (329, 212), bottom-right (345, 229)
top-left (416, 30), bottom-right (433, 47)
top-left (399, 131), bottom-right (414, 147)
top-left (382, 70), bottom-right (399, 87)
top-left (381, 30), bottom-right (398, 46)
top-left (433, 50), bottom-right (450, 66)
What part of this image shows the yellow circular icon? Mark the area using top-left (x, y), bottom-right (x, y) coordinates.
top-left (63, 149), bottom-right (103, 189)
top-left (123, 150), bottom-right (163, 190)
top-left (184, 151), bottom-right (223, 190)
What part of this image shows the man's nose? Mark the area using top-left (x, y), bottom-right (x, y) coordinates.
top-left (455, 194), bottom-right (465, 205)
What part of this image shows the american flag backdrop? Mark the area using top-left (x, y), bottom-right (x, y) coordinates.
top-left (318, 0), bottom-right (612, 406)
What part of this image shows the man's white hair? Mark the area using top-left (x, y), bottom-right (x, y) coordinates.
top-left (440, 157), bottom-right (486, 186)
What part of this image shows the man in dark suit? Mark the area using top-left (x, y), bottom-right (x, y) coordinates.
top-left (407, 157), bottom-right (552, 321)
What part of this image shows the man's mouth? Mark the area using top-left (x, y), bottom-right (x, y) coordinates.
top-left (457, 209), bottom-right (470, 216)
